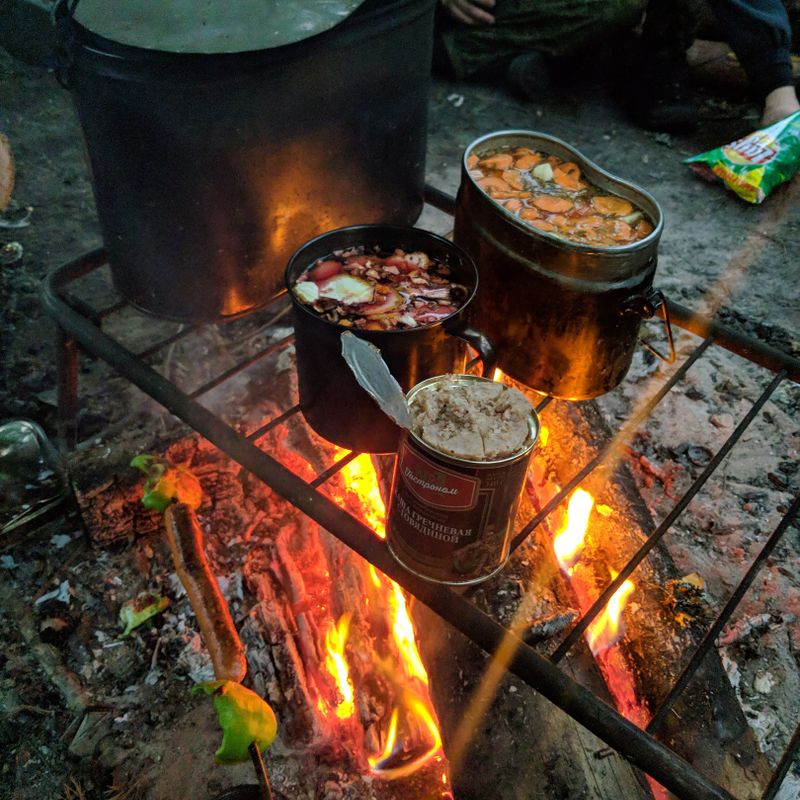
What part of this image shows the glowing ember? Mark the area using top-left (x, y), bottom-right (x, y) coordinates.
top-left (324, 613), bottom-right (355, 719)
top-left (586, 574), bottom-right (636, 655)
top-left (553, 488), bottom-right (594, 572)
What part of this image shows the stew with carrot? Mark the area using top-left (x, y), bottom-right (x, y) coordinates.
top-left (468, 147), bottom-right (654, 246)
top-left (292, 246), bottom-right (468, 330)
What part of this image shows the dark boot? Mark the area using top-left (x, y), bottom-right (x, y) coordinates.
top-left (631, 56), bottom-right (698, 133)
top-left (505, 50), bottom-right (554, 101)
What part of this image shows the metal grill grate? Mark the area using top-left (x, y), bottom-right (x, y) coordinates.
top-left (41, 191), bottom-right (800, 800)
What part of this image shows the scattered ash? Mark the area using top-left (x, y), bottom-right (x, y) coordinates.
top-left (595, 326), bottom-right (800, 785)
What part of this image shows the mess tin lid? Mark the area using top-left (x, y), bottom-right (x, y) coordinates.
top-left (72, 0), bottom-right (367, 53)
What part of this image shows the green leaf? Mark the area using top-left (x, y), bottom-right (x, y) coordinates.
top-left (130, 454), bottom-right (202, 513)
top-left (192, 680), bottom-right (278, 764)
top-left (119, 591), bottom-right (170, 638)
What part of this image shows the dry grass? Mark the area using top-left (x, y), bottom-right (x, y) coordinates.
top-left (61, 777), bottom-right (87, 800)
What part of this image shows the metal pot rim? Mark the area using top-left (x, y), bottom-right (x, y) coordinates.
top-left (406, 374), bottom-right (540, 466)
top-left (462, 129), bottom-right (664, 255)
top-left (284, 223), bottom-right (479, 337)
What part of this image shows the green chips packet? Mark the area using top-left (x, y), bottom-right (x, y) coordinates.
top-left (686, 111), bottom-right (800, 203)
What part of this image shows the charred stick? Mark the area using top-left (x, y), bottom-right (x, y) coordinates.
top-left (0, 576), bottom-right (90, 712)
top-left (164, 502), bottom-right (247, 682)
top-left (249, 741), bottom-right (274, 800)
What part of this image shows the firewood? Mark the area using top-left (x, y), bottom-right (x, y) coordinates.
top-left (408, 486), bottom-right (653, 799)
top-left (0, 133), bottom-right (13, 213)
top-left (529, 398), bottom-right (772, 799)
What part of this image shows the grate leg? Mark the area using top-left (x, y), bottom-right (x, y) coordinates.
top-left (55, 327), bottom-right (79, 451)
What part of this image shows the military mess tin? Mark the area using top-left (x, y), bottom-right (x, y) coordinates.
top-left (455, 130), bottom-right (674, 400)
top-left (386, 375), bottom-right (539, 585)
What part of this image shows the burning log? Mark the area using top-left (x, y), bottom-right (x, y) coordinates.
top-left (524, 397), bottom-right (772, 798)
top-left (409, 486), bottom-right (654, 800)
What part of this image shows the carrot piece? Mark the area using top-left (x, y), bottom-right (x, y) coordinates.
top-left (553, 162), bottom-right (582, 190)
top-left (519, 207), bottom-right (540, 221)
top-left (467, 154), bottom-right (479, 170)
top-left (477, 176), bottom-right (512, 194)
top-left (530, 219), bottom-right (555, 232)
top-left (531, 195), bottom-right (573, 213)
top-left (479, 153), bottom-right (514, 170)
top-left (514, 153), bottom-right (542, 170)
top-left (502, 169), bottom-right (525, 190)
top-left (576, 214), bottom-right (604, 229)
top-left (549, 214), bottom-right (568, 226)
top-left (591, 196), bottom-right (634, 217)
top-left (512, 147), bottom-right (536, 156)
top-left (491, 190), bottom-right (529, 199)
top-left (504, 198), bottom-right (523, 213)
top-left (636, 219), bottom-right (654, 237)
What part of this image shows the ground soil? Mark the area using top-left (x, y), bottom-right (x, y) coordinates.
top-left (1, 32), bottom-right (798, 800)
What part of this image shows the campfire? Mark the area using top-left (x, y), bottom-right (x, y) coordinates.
top-left (318, 451), bottom-right (445, 782)
top-left (20, 208), bottom-right (797, 800)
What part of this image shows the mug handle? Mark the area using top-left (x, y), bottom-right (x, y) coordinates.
top-left (445, 318), bottom-right (497, 378)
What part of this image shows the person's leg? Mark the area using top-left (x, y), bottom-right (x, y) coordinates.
top-left (439, 0), bottom-right (644, 91)
top-left (632, 0), bottom-right (704, 131)
top-left (708, 0), bottom-right (798, 125)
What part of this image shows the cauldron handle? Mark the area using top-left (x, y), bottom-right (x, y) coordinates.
top-left (52, 0), bottom-right (81, 89)
top-left (622, 288), bottom-right (676, 364)
top-left (445, 320), bottom-right (497, 377)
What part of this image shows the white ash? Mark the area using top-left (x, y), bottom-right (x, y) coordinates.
top-left (596, 327), bottom-right (800, 771)
top-left (410, 376), bottom-right (534, 460)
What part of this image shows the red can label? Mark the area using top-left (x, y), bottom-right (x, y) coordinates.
top-left (398, 444), bottom-right (478, 510)
top-left (387, 436), bottom-right (531, 584)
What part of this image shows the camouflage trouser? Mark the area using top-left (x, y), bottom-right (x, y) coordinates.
top-left (438, 0), bottom-right (795, 90)
top-left (438, 0), bottom-right (647, 79)
top-left (642, 0), bottom-right (795, 95)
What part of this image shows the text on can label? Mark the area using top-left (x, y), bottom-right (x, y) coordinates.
top-left (398, 442), bottom-right (479, 511)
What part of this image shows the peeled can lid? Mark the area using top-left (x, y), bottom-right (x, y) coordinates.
top-left (72, 0), bottom-right (368, 53)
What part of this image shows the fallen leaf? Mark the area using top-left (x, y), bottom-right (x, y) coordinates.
top-left (119, 591), bottom-right (170, 637)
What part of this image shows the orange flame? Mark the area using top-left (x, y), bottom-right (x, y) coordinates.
top-left (327, 448), bottom-right (446, 781)
top-left (389, 582), bottom-right (429, 685)
top-left (338, 452), bottom-right (387, 539)
top-left (553, 489), bottom-right (594, 572)
top-left (324, 613), bottom-right (355, 719)
top-left (586, 574), bottom-right (635, 656)
top-left (369, 691), bottom-right (443, 778)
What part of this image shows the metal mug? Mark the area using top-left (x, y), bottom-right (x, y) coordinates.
top-left (285, 224), bottom-right (495, 453)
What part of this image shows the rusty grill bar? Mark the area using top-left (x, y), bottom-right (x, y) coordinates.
top-left (41, 191), bottom-right (800, 800)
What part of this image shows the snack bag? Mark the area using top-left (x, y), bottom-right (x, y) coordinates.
top-left (685, 111), bottom-right (800, 203)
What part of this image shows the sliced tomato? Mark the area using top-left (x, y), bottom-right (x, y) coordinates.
top-left (358, 288), bottom-right (403, 316)
top-left (308, 259), bottom-right (342, 282)
top-left (414, 305), bottom-right (457, 324)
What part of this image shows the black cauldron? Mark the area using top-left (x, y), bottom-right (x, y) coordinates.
top-left (54, 0), bottom-right (436, 321)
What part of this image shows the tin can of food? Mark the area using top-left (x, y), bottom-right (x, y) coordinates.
top-left (386, 374), bottom-right (539, 585)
